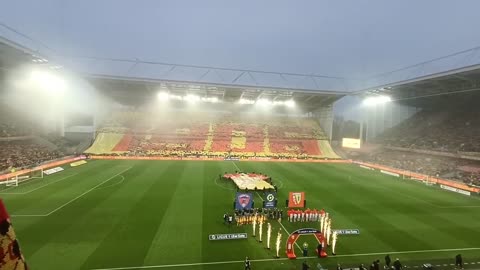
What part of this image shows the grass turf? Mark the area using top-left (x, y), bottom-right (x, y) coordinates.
top-left (1, 159), bottom-right (480, 270)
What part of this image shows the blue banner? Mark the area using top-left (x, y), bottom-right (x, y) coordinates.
top-left (235, 192), bottom-right (253, 210)
top-left (264, 192), bottom-right (277, 208)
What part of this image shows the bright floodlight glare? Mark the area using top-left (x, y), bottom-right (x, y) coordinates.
top-left (362, 95), bottom-right (391, 106)
top-left (184, 94), bottom-right (200, 103)
top-left (157, 92), bottom-right (169, 101)
top-left (238, 98), bottom-right (255, 105)
top-left (284, 99), bottom-right (295, 107)
top-left (256, 98), bottom-right (272, 105)
top-left (201, 97), bottom-right (219, 103)
top-left (29, 70), bottom-right (66, 92)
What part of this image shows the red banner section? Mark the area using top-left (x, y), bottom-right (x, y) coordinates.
top-left (288, 192), bottom-right (305, 208)
top-left (0, 156), bottom-right (86, 182)
top-left (354, 161), bottom-right (480, 194)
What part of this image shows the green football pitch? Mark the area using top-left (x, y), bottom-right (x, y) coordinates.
top-left (2, 160), bottom-right (480, 270)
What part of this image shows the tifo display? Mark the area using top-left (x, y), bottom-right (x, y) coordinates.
top-left (223, 173), bottom-right (274, 190)
top-left (220, 173), bottom-right (342, 261)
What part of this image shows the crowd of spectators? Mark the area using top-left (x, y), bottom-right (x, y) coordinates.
top-left (353, 149), bottom-right (480, 185)
top-left (0, 141), bottom-right (64, 172)
top-left (0, 123), bottom-right (31, 137)
top-left (378, 109), bottom-right (480, 153)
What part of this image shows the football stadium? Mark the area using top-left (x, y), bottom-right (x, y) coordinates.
top-left (1, 2), bottom-right (480, 270)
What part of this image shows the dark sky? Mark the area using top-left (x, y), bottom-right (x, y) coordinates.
top-left (2, 0), bottom-right (480, 80)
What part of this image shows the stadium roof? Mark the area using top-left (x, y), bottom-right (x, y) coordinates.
top-left (2, 27), bottom-right (480, 109)
top-left (357, 58), bottom-right (480, 107)
top-left (0, 36), bottom-right (347, 110)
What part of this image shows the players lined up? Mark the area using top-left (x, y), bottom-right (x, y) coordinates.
top-left (223, 208), bottom-right (284, 226)
top-left (287, 208), bottom-right (326, 222)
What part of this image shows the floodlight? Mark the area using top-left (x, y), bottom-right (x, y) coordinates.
top-left (273, 101), bottom-right (284, 106)
top-left (362, 95), bottom-right (391, 106)
top-left (157, 92), bottom-right (169, 101)
top-left (256, 98), bottom-right (272, 105)
top-left (238, 98), bottom-right (255, 105)
top-left (169, 94), bottom-right (183, 100)
top-left (208, 97), bottom-right (219, 103)
top-left (284, 99), bottom-right (295, 107)
top-left (184, 94), bottom-right (200, 103)
top-left (29, 70), bottom-right (66, 92)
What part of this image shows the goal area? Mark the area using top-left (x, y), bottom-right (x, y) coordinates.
top-left (2, 169), bottom-right (44, 188)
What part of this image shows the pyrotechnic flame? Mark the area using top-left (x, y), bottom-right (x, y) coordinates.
top-left (332, 231), bottom-right (338, 254)
top-left (259, 220), bottom-right (264, 242)
top-left (276, 231), bottom-right (282, 258)
top-left (267, 223), bottom-right (272, 249)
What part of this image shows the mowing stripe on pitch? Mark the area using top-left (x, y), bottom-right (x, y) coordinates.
top-left (11, 167), bottom-right (132, 217)
top-left (89, 247), bottom-right (480, 270)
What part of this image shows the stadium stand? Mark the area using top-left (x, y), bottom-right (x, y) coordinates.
top-left (355, 148), bottom-right (480, 184)
top-left (0, 140), bottom-right (64, 172)
top-left (85, 110), bottom-right (340, 159)
top-left (377, 109), bottom-right (480, 153)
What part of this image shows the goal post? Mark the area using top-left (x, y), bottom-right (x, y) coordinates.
top-left (3, 168), bottom-right (44, 187)
top-left (425, 176), bottom-right (435, 186)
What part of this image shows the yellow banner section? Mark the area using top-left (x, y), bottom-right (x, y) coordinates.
top-left (70, 160), bottom-right (87, 167)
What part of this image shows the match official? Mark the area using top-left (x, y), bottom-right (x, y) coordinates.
top-left (244, 256), bottom-right (251, 270)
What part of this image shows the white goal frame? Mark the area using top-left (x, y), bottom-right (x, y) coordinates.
top-left (4, 169), bottom-right (44, 187)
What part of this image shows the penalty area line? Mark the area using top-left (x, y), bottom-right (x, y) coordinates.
top-left (89, 247), bottom-right (480, 270)
top-left (45, 166), bottom-right (133, 216)
top-left (0, 173), bottom-right (79, 195)
top-left (11, 167), bottom-right (133, 218)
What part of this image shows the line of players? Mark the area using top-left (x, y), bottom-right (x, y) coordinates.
top-left (287, 208), bottom-right (326, 222)
top-left (232, 208), bottom-right (283, 226)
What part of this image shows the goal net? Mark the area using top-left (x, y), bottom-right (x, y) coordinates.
top-left (3, 169), bottom-right (44, 187)
top-left (424, 176), bottom-right (435, 186)
top-left (402, 173), bottom-right (435, 186)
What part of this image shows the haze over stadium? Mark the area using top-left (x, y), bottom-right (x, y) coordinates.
top-left (0, 1), bottom-right (480, 270)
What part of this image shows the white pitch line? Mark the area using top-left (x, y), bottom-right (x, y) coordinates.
top-left (10, 214), bottom-right (48, 217)
top-left (255, 192), bottom-right (264, 201)
top-left (45, 166), bottom-right (133, 216)
top-left (0, 173), bottom-right (78, 195)
top-left (277, 221), bottom-right (303, 253)
top-left (94, 175), bottom-right (125, 190)
top-left (232, 161), bottom-right (241, 171)
top-left (89, 247), bottom-right (480, 270)
top-left (11, 167), bottom-right (132, 218)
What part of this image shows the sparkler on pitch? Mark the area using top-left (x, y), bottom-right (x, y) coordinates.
top-left (326, 221), bottom-right (332, 246)
top-left (320, 214), bottom-right (325, 232)
top-left (275, 230), bottom-right (282, 258)
top-left (259, 220), bottom-right (264, 242)
top-left (331, 231), bottom-right (338, 255)
top-left (252, 213), bottom-right (257, 237)
top-left (267, 223), bottom-right (272, 249)
top-left (323, 217), bottom-right (329, 237)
